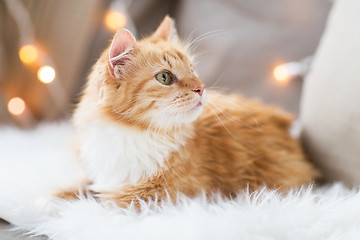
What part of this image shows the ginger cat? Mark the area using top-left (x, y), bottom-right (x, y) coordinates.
top-left (53, 16), bottom-right (319, 208)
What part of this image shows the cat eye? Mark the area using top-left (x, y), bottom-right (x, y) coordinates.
top-left (155, 71), bottom-right (173, 85)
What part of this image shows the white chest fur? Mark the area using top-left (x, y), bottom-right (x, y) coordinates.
top-left (79, 121), bottom-right (181, 191)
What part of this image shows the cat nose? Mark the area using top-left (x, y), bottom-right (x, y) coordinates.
top-left (192, 85), bottom-right (205, 96)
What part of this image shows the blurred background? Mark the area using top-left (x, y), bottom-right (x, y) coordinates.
top-left (0, 0), bottom-right (332, 128)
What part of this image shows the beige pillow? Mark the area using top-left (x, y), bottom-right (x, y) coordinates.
top-left (300, 0), bottom-right (360, 184)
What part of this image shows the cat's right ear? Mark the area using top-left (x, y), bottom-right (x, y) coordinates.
top-left (151, 15), bottom-right (178, 41)
top-left (108, 29), bottom-right (137, 78)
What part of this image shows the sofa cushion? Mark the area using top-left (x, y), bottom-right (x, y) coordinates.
top-left (301, 0), bottom-right (360, 184)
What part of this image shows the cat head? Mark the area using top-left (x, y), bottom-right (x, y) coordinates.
top-left (96, 16), bottom-right (206, 130)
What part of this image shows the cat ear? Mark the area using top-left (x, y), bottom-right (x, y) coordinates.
top-left (108, 29), bottom-right (137, 78)
top-left (151, 15), bottom-right (178, 41)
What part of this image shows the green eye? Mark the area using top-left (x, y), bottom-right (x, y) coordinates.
top-left (155, 71), bottom-right (173, 85)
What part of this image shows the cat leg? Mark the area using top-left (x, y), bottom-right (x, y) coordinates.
top-left (36, 178), bottom-right (93, 215)
top-left (52, 179), bottom-right (93, 201)
top-left (97, 183), bottom-right (173, 210)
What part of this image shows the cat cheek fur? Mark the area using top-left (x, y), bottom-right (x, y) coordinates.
top-left (152, 84), bottom-right (207, 124)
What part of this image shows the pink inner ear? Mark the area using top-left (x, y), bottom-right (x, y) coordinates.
top-left (108, 29), bottom-right (136, 77)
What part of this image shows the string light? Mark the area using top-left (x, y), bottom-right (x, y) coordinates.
top-left (19, 44), bottom-right (38, 64)
top-left (273, 62), bottom-right (302, 83)
top-left (273, 57), bottom-right (312, 84)
top-left (104, 10), bottom-right (127, 31)
top-left (8, 97), bottom-right (26, 116)
top-left (37, 65), bottom-right (56, 84)
top-left (4, 0), bottom-right (134, 126)
top-left (273, 65), bottom-right (290, 83)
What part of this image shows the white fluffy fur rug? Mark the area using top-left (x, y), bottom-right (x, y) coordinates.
top-left (1, 122), bottom-right (360, 240)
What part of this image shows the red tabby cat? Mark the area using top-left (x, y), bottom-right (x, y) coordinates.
top-left (52, 16), bottom-right (319, 208)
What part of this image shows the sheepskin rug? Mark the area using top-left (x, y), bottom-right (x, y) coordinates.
top-left (0, 122), bottom-right (360, 240)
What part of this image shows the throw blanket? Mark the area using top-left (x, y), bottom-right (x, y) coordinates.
top-left (0, 122), bottom-right (359, 240)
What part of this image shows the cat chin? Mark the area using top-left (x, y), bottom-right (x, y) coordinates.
top-left (182, 104), bottom-right (204, 122)
top-left (150, 104), bottom-right (204, 126)
top-left (172, 103), bottom-right (205, 124)
top-left (173, 92), bottom-right (207, 124)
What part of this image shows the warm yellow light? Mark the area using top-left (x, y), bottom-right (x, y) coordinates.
top-left (37, 65), bottom-right (55, 84)
top-left (19, 44), bottom-right (39, 64)
top-left (8, 97), bottom-right (26, 116)
top-left (273, 65), bottom-right (290, 83)
top-left (105, 11), bottom-right (127, 31)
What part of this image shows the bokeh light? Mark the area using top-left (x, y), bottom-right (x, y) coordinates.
top-left (8, 97), bottom-right (26, 116)
top-left (19, 44), bottom-right (38, 64)
top-left (37, 65), bottom-right (56, 84)
top-left (273, 65), bottom-right (290, 83)
top-left (105, 11), bottom-right (127, 31)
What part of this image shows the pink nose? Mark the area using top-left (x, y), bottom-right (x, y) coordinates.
top-left (192, 85), bottom-right (205, 96)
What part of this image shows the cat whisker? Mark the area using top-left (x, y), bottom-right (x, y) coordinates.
top-left (192, 48), bottom-right (224, 64)
top-left (167, 161), bottom-right (194, 186)
top-left (187, 30), bottom-right (229, 53)
top-left (207, 104), bottom-right (241, 141)
top-left (207, 73), bottom-right (224, 89)
top-left (207, 91), bottom-right (263, 129)
top-left (207, 91), bottom-right (246, 108)
top-left (184, 28), bottom-right (198, 48)
top-left (207, 87), bottom-right (234, 91)
top-left (204, 105), bottom-right (254, 153)
top-left (207, 100), bottom-right (261, 130)
top-left (208, 91), bottom-right (268, 111)
top-left (192, 49), bottom-right (220, 62)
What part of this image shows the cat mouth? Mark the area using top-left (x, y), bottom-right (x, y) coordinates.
top-left (187, 101), bottom-right (202, 112)
top-left (170, 100), bottom-right (204, 123)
